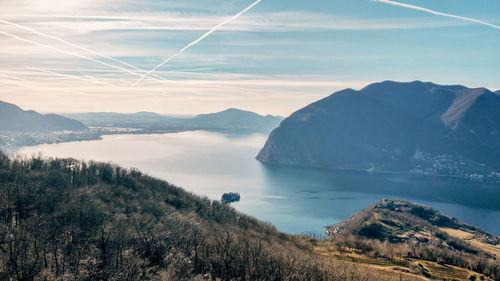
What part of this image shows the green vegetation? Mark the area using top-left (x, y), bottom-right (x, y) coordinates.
top-left (0, 152), bottom-right (417, 281)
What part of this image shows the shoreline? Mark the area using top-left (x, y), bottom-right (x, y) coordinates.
top-left (0, 128), bottom-right (190, 154)
top-left (1, 127), bottom-right (267, 154)
top-left (256, 159), bottom-right (500, 184)
top-left (5, 129), bottom-right (499, 184)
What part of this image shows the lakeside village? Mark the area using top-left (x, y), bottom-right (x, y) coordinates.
top-left (2, 131), bottom-right (499, 182)
top-left (409, 149), bottom-right (500, 181)
top-left (0, 127), bottom-right (178, 153)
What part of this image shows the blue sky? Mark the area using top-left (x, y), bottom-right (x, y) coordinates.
top-left (0, 0), bottom-right (499, 115)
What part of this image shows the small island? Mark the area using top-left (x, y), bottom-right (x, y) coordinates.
top-left (221, 192), bottom-right (240, 204)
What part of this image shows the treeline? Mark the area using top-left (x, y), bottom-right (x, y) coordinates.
top-left (0, 152), bottom-right (416, 281)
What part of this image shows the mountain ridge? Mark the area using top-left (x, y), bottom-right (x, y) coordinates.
top-left (66, 108), bottom-right (284, 133)
top-left (256, 81), bottom-right (500, 176)
top-left (185, 108), bottom-right (283, 132)
top-left (0, 100), bottom-right (87, 132)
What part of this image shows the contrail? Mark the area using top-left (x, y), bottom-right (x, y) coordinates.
top-left (133, 0), bottom-right (263, 86)
top-left (23, 65), bottom-right (114, 86)
top-left (0, 30), bottom-right (153, 78)
top-left (371, 0), bottom-right (500, 30)
top-left (0, 72), bottom-right (27, 81)
top-left (25, 66), bottom-right (99, 83)
top-left (78, 71), bottom-right (117, 87)
top-left (0, 18), bottom-right (155, 77)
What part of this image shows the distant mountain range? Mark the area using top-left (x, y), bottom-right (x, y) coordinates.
top-left (257, 81), bottom-right (500, 176)
top-left (0, 103), bottom-right (283, 150)
top-left (183, 108), bottom-right (283, 132)
top-left (66, 108), bottom-right (284, 133)
top-left (0, 101), bottom-right (87, 132)
top-left (64, 111), bottom-right (178, 127)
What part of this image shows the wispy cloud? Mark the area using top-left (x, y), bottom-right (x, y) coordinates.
top-left (24, 66), bottom-right (116, 87)
top-left (0, 17), bottom-right (173, 82)
top-left (0, 30), bottom-right (160, 80)
top-left (0, 18), bottom-right (148, 75)
top-left (0, 65), bottom-right (370, 116)
top-left (371, 0), bottom-right (500, 30)
top-left (1, 0), bottom-right (498, 116)
top-left (133, 0), bottom-right (263, 86)
top-left (4, 11), bottom-right (473, 34)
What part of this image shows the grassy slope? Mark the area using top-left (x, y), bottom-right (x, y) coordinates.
top-left (321, 199), bottom-right (500, 280)
top-left (315, 243), bottom-right (493, 281)
top-left (440, 228), bottom-right (500, 258)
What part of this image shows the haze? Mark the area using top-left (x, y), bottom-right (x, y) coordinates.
top-left (1, 0), bottom-right (499, 116)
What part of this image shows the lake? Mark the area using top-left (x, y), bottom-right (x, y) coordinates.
top-left (16, 131), bottom-right (500, 235)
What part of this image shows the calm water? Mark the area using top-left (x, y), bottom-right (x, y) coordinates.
top-left (16, 131), bottom-right (500, 235)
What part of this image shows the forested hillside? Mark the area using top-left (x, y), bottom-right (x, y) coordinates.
top-left (0, 152), bottom-right (416, 281)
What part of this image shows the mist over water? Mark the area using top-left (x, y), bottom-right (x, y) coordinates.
top-left (16, 131), bottom-right (500, 235)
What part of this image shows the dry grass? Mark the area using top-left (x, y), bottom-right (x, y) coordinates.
top-left (316, 247), bottom-right (406, 267)
top-left (469, 239), bottom-right (500, 258)
top-left (317, 250), bottom-right (430, 281)
top-left (316, 247), bottom-right (428, 280)
top-left (366, 265), bottom-right (430, 281)
top-left (441, 227), bottom-right (475, 240)
top-left (417, 260), bottom-right (478, 280)
top-left (418, 260), bottom-right (494, 280)
top-left (315, 243), bottom-right (494, 281)
top-left (440, 227), bottom-right (500, 258)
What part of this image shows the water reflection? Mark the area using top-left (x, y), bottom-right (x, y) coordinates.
top-left (16, 131), bottom-right (500, 235)
top-left (257, 162), bottom-right (500, 234)
top-left (260, 163), bottom-right (500, 210)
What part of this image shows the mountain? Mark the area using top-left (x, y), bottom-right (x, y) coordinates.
top-left (0, 101), bottom-right (87, 132)
top-left (257, 81), bottom-right (500, 175)
top-left (0, 152), bottom-right (416, 281)
top-left (321, 199), bottom-right (500, 280)
top-left (67, 108), bottom-right (284, 133)
top-left (184, 108), bottom-right (284, 132)
top-left (64, 111), bottom-right (180, 127)
top-left (495, 90), bottom-right (500, 96)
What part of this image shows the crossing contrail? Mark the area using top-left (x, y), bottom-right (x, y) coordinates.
top-left (371, 0), bottom-right (500, 30)
top-left (0, 30), bottom-right (155, 79)
top-left (132, 0), bottom-right (263, 86)
top-left (0, 18), bottom-right (168, 81)
top-left (0, 18), bottom-right (152, 76)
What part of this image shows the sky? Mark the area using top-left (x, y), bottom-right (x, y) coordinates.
top-left (0, 0), bottom-right (499, 116)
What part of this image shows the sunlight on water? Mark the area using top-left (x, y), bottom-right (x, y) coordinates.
top-left (16, 131), bottom-right (500, 235)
